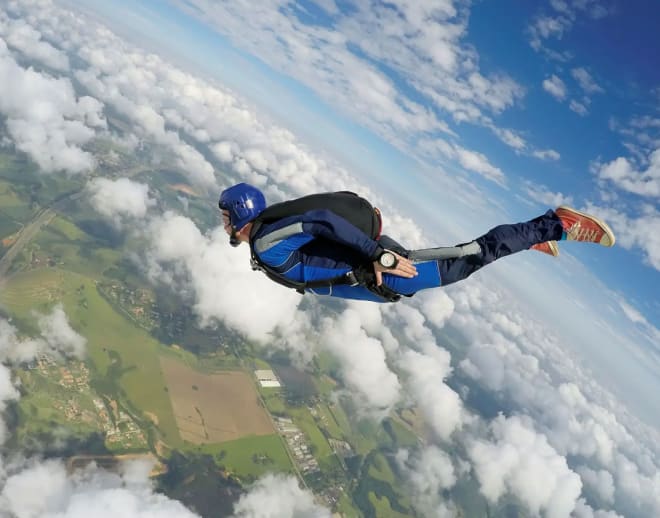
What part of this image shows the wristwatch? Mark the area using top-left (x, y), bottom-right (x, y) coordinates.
top-left (378, 250), bottom-right (398, 269)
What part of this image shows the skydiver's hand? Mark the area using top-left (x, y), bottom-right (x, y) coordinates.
top-left (373, 252), bottom-right (417, 286)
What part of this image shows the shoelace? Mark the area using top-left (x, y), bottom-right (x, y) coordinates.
top-left (567, 222), bottom-right (599, 242)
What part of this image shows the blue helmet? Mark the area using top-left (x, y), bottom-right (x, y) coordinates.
top-left (218, 183), bottom-right (266, 230)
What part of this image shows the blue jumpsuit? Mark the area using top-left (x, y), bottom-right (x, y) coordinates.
top-left (250, 209), bottom-right (564, 303)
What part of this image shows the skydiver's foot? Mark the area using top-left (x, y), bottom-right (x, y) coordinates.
top-left (530, 241), bottom-right (559, 257)
top-left (555, 206), bottom-right (616, 247)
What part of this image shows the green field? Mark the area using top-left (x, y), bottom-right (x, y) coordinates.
top-left (288, 407), bottom-right (336, 466)
top-left (316, 402), bottom-right (345, 440)
top-left (194, 433), bottom-right (293, 481)
top-left (368, 493), bottom-right (410, 518)
top-left (32, 216), bottom-right (123, 278)
top-left (0, 179), bottom-right (34, 225)
top-left (0, 219), bottom-right (20, 242)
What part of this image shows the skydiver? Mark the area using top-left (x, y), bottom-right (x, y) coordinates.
top-left (219, 183), bottom-right (615, 303)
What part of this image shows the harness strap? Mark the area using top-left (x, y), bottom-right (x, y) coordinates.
top-left (248, 205), bottom-right (400, 302)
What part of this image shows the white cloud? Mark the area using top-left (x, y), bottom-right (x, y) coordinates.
top-left (417, 138), bottom-right (506, 184)
top-left (468, 415), bottom-right (582, 518)
top-left (532, 148), bottom-right (561, 160)
top-left (584, 202), bottom-right (660, 270)
top-left (320, 309), bottom-right (401, 413)
top-left (232, 474), bottom-right (331, 518)
top-left (488, 123), bottom-right (561, 161)
top-left (145, 212), bottom-right (304, 342)
top-left (36, 304), bottom-right (87, 359)
top-left (543, 74), bottom-right (567, 101)
top-left (396, 446), bottom-right (456, 517)
top-left (399, 348), bottom-right (464, 440)
top-left (570, 99), bottom-right (589, 115)
top-left (524, 184), bottom-right (573, 207)
top-left (87, 177), bottom-right (155, 226)
top-left (528, 2), bottom-right (611, 55)
top-left (454, 146), bottom-right (505, 185)
top-left (0, 39), bottom-right (100, 174)
top-left (0, 11), bottom-right (69, 71)
top-left (597, 149), bottom-right (660, 198)
top-left (0, 306), bottom-right (85, 364)
top-left (415, 290), bottom-right (455, 329)
top-left (0, 459), bottom-right (200, 518)
top-left (572, 67), bottom-right (604, 94)
top-left (577, 466), bottom-right (615, 503)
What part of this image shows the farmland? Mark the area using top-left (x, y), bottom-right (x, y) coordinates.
top-left (159, 356), bottom-right (274, 444)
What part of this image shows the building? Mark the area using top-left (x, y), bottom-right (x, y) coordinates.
top-left (254, 369), bottom-right (282, 388)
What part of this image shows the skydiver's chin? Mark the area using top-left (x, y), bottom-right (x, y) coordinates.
top-left (229, 230), bottom-right (241, 247)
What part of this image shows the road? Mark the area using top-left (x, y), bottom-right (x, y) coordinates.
top-left (0, 191), bottom-right (84, 281)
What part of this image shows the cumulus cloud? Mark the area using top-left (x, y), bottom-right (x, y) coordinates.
top-left (468, 415), bottom-right (582, 518)
top-left (0, 459), bottom-right (200, 518)
top-left (0, 11), bottom-right (69, 71)
top-left (577, 466), bottom-right (615, 504)
top-left (543, 74), bottom-right (567, 101)
top-left (597, 148), bottom-right (660, 198)
top-left (488, 123), bottom-right (561, 161)
top-left (531, 148), bottom-right (561, 161)
top-left (399, 348), bottom-right (464, 440)
top-left (232, 474), bottom-right (331, 518)
top-left (320, 309), bottom-right (401, 413)
top-left (36, 305), bottom-right (87, 359)
top-left (415, 290), bottom-right (455, 329)
top-left (416, 138), bottom-right (506, 184)
top-left (528, 1), bottom-right (611, 56)
top-left (572, 67), bottom-right (604, 94)
top-left (396, 446), bottom-right (456, 517)
top-left (0, 305), bottom-right (85, 363)
top-left (145, 212), bottom-right (303, 342)
top-left (570, 99), bottom-right (589, 116)
top-left (0, 39), bottom-right (101, 174)
top-left (454, 146), bottom-right (505, 185)
top-left (584, 202), bottom-right (660, 270)
top-left (87, 177), bottom-right (155, 226)
top-left (524, 183), bottom-right (574, 207)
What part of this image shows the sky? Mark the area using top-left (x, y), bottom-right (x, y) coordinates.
top-left (0, 0), bottom-right (659, 517)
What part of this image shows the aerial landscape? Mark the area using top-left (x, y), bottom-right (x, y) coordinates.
top-left (1, 1), bottom-right (659, 517)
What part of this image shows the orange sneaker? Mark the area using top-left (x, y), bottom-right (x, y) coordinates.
top-left (555, 206), bottom-right (616, 247)
top-left (531, 241), bottom-right (559, 257)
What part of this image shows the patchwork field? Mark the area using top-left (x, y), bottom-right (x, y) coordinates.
top-left (160, 356), bottom-right (274, 444)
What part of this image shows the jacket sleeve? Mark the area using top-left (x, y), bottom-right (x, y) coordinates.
top-left (253, 209), bottom-right (385, 271)
top-left (301, 209), bottom-right (384, 260)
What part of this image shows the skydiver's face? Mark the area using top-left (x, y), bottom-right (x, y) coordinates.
top-left (221, 210), bottom-right (232, 235)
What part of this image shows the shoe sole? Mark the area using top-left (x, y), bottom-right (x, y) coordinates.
top-left (547, 240), bottom-right (560, 256)
top-left (556, 206), bottom-right (616, 247)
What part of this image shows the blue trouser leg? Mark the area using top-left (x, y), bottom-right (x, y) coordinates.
top-left (325, 211), bottom-right (564, 301)
top-left (438, 209), bottom-right (564, 286)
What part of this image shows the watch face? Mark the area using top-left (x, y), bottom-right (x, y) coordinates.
top-left (380, 252), bottom-right (396, 268)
